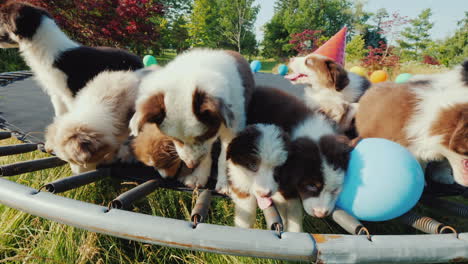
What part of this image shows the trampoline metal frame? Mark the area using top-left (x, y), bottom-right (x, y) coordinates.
top-left (1, 71), bottom-right (468, 263)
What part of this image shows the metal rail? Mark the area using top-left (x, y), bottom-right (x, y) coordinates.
top-left (1, 177), bottom-right (467, 263)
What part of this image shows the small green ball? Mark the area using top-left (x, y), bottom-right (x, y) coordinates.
top-left (395, 73), bottom-right (413, 84)
top-left (143, 55), bottom-right (157, 67)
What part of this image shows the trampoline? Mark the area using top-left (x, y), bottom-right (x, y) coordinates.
top-left (0, 71), bottom-right (467, 263)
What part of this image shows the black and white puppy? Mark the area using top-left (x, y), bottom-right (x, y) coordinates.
top-left (130, 48), bottom-right (255, 192)
top-left (226, 124), bottom-right (289, 230)
top-left (248, 86), bottom-right (353, 226)
top-left (286, 54), bottom-right (370, 131)
top-left (0, 1), bottom-right (143, 116)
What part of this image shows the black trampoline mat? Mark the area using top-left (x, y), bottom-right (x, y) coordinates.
top-left (0, 77), bottom-right (53, 143)
top-left (0, 73), bottom-right (305, 144)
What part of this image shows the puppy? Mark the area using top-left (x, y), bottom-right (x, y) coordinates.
top-left (286, 54), bottom-right (370, 131)
top-left (356, 61), bottom-right (468, 186)
top-left (45, 71), bottom-right (139, 174)
top-left (248, 86), bottom-right (353, 225)
top-left (132, 123), bottom-right (182, 178)
top-left (130, 48), bottom-right (255, 192)
top-left (226, 124), bottom-right (289, 230)
top-left (0, 2), bottom-right (143, 116)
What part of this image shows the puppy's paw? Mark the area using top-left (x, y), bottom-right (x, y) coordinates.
top-left (44, 141), bottom-right (54, 154)
top-left (215, 179), bottom-right (230, 195)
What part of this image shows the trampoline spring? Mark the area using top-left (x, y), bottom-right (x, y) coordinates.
top-left (191, 190), bottom-right (212, 227)
top-left (0, 143), bottom-right (38, 157)
top-left (41, 169), bottom-right (110, 194)
top-left (422, 197), bottom-right (468, 218)
top-left (398, 211), bottom-right (447, 234)
top-left (262, 204), bottom-right (283, 238)
top-left (0, 157), bottom-right (67, 177)
top-left (109, 179), bottom-right (160, 210)
top-left (0, 131), bottom-right (11, 140)
top-left (331, 208), bottom-right (369, 236)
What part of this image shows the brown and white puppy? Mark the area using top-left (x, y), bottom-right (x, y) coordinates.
top-left (45, 71), bottom-right (139, 174)
top-left (0, 1), bottom-right (142, 116)
top-left (132, 123), bottom-right (182, 178)
top-left (130, 48), bottom-right (255, 192)
top-left (286, 54), bottom-right (370, 131)
top-left (356, 61), bottom-right (468, 186)
top-left (247, 86), bottom-right (353, 226)
top-left (226, 124), bottom-right (289, 230)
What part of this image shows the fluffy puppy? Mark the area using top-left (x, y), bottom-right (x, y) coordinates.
top-left (356, 61), bottom-right (468, 186)
top-left (226, 124), bottom-right (289, 230)
top-left (248, 86), bottom-right (353, 225)
top-left (0, 2), bottom-right (142, 116)
top-left (286, 54), bottom-right (370, 131)
top-left (132, 123), bottom-right (182, 178)
top-left (130, 48), bottom-right (255, 192)
top-left (45, 71), bottom-right (139, 174)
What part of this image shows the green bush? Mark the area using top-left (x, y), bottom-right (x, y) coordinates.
top-left (0, 49), bottom-right (28, 73)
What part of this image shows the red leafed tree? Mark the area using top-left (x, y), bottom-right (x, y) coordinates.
top-left (422, 55), bottom-right (440, 65)
top-left (289, 29), bottom-right (324, 56)
top-left (24, 0), bottom-right (164, 54)
top-left (361, 41), bottom-right (400, 71)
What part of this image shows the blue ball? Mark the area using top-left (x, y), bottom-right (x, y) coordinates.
top-left (395, 73), bottom-right (413, 83)
top-left (337, 138), bottom-right (424, 221)
top-left (250, 60), bottom-right (262, 72)
top-left (277, 64), bottom-right (288, 76)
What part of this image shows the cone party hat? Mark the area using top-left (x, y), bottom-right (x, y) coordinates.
top-left (313, 26), bottom-right (347, 66)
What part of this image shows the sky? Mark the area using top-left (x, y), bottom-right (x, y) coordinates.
top-left (253, 0), bottom-right (468, 42)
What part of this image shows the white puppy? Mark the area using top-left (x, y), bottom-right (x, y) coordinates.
top-left (45, 71), bottom-right (140, 173)
top-left (130, 48), bottom-right (255, 192)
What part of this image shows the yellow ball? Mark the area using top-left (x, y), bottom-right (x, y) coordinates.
top-left (349, 66), bottom-right (367, 77)
top-left (370, 70), bottom-right (388, 83)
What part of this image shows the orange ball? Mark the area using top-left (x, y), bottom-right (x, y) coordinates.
top-left (370, 70), bottom-right (388, 83)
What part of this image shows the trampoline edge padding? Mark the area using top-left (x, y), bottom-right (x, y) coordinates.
top-left (0, 178), bottom-right (315, 262)
top-left (1, 178), bottom-right (467, 263)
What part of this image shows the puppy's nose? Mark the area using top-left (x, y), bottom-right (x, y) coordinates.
top-left (255, 190), bottom-right (272, 198)
top-left (185, 160), bottom-right (199, 169)
top-left (313, 209), bottom-right (329, 218)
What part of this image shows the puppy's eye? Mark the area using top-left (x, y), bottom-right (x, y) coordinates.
top-left (305, 185), bottom-right (318, 193)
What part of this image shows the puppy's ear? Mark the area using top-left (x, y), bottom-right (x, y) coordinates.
top-left (325, 60), bottom-right (349, 91)
top-left (131, 93), bottom-right (166, 135)
top-left (319, 134), bottom-right (353, 170)
top-left (65, 127), bottom-right (109, 165)
top-left (193, 89), bottom-right (234, 128)
top-left (449, 109), bottom-right (468, 155)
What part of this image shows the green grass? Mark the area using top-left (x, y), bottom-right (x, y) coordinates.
top-left (1, 136), bottom-right (467, 264)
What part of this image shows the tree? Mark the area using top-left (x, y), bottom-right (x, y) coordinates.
top-left (168, 15), bottom-right (190, 53)
top-left (361, 41), bottom-right (400, 71)
top-left (188, 0), bottom-right (220, 47)
top-left (346, 35), bottom-right (367, 62)
top-left (397, 8), bottom-right (434, 61)
top-left (216, 0), bottom-right (260, 53)
top-left (262, 0), bottom-right (354, 58)
top-left (428, 12), bottom-right (468, 66)
top-left (26, 0), bottom-right (165, 54)
top-left (289, 29), bottom-right (323, 55)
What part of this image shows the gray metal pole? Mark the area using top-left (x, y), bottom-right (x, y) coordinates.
top-left (0, 157), bottom-right (67, 176)
top-left (109, 179), bottom-right (160, 210)
top-left (0, 143), bottom-right (38, 156)
top-left (42, 169), bottom-right (110, 194)
top-left (191, 190), bottom-right (212, 226)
